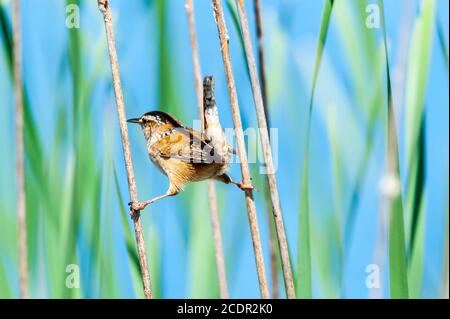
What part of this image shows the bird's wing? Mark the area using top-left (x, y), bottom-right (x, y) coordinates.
top-left (154, 127), bottom-right (225, 164)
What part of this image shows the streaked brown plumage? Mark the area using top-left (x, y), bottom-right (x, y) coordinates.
top-left (127, 76), bottom-right (251, 211)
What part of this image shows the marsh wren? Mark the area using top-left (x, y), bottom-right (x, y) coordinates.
top-left (127, 76), bottom-right (252, 211)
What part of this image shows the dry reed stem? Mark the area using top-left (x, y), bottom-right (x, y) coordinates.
top-left (13, 0), bottom-right (28, 299)
top-left (253, 0), bottom-right (269, 128)
top-left (207, 183), bottom-right (229, 298)
top-left (267, 217), bottom-right (279, 298)
top-left (235, 0), bottom-right (295, 298)
top-left (212, 0), bottom-right (269, 299)
top-left (97, 0), bottom-right (152, 299)
top-left (253, 0), bottom-right (279, 299)
top-left (185, 0), bottom-right (229, 299)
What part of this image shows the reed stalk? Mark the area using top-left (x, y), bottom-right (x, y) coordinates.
top-left (184, 0), bottom-right (229, 299)
top-left (298, 0), bottom-right (334, 298)
top-left (253, 0), bottom-right (269, 129)
top-left (212, 0), bottom-right (269, 299)
top-left (235, 0), bottom-right (295, 298)
top-left (13, 0), bottom-right (28, 299)
top-left (253, 0), bottom-right (279, 299)
top-left (379, 0), bottom-right (409, 298)
top-left (370, 0), bottom-right (414, 299)
top-left (97, 0), bottom-right (152, 299)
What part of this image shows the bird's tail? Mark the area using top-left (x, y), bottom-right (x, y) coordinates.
top-left (203, 75), bottom-right (216, 130)
top-left (203, 76), bottom-right (235, 156)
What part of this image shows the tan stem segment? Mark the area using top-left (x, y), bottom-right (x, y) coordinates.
top-left (212, 0), bottom-right (269, 299)
top-left (207, 183), bottom-right (229, 298)
top-left (97, 0), bottom-right (152, 299)
top-left (13, 0), bottom-right (28, 299)
top-left (185, 0), bottom-right (229, 299)
top-left (234, 0), bottom-right (295, 299)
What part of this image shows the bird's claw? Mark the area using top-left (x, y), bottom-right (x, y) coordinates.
top-left (128, 201), bottom-right (149, 212)
top-left (237, 182), bottom-right (255, 192)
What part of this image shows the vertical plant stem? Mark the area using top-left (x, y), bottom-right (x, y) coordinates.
top-left (235, 0), bottom-right (295, 299)
top-left (370, 0), bottom-right (414, 299)
top-left (379, 0), bottom-right (409, 298)
top-left (185, 0), bottom-right (229, 299)
top-left (13, 0), bottom-right (28, 299)
top-left (253, 0), bottom-right (269, 128)
top-left (436, 18), bottom-right (449, 72)
top-left (207, 184), bottom-right (229, 298)
top-left (97, 0), bottom-right (152, 299)
top-left (253, 0), bottom-right (279, 299)
top-left (298, 0), bottom-right (334, 298)
top-left (267, 215), bottom-right (279, 298)
top-left (185, 0), bottom-right (203, 121)
top-left (212, 0), bottom-right (269, 299)
top-left (392, 0), bottom-right (414, 118)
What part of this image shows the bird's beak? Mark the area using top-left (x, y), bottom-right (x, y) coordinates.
top-left (127, 118), bottom-right (142, 124)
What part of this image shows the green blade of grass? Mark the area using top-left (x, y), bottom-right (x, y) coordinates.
top-left (379, 0), bottom-right (409, 299)
top-left (408, 192), bottom-right (425, 297)
top-left (66, 0), bottom-right (82, 137)
top-left (326, 103), bottom-right (344, 296)
top-left (0, 203), bottom-right (13, 298)
top-left (404, 0), bottom-right (435, 298)
top-left (95, 112), bottom-right (120, 298)
top-left (113, 168), bottom-right (144, 298)
top-left (405, 0), bottom-right (434, 180)
top-left (62, 6), bottom-right (91, 297)
top-left (2, 2), bottom-right (80, 298)
top-left (1, 1), bottom-right (140, 298)
top-left (0, 4), bottom-right (13, 75)
top-left (335, 0), bottom-right (385, 252)
top-left (0, 255), bottom-right (12, 297)
top-left (225, 0), bottom-right (251, 83)
top-left (297, 0), bottom-right (334, 299)
top-left (86, 171), bottom-right (103, 297)
top-left (1, 3), bottom-right (50, 298)
top-left (146, 224), bottom-right (161, 298)
top-left (188, 187), bottom-right (219, 298)
top-left (311, 216), bottom-right (341, 298)
top-left (436, 18), bottom-right (449, 72)
top-left (155, 0), bottom-right (183, 120)
top-left (332, 2), bottom-right (389, 264)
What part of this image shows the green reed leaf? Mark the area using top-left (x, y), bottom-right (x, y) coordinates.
top-left (404, 0), bottom-right (435, 298)
top-left (297, 0), bottom-right (334, 299)
top-left (379, 0), bottom-right (409, 299)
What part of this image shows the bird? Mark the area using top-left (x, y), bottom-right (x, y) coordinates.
top-left (127, 76), bottom-right (253, 211)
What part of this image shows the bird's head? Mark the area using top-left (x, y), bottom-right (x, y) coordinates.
top-left (127, 111), bottom-right (184, 140)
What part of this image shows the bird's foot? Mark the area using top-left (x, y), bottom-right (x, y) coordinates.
top-left (236, 181), bottom-right (255, 191)
top-left (128, 201), bottom-right (149, 212)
